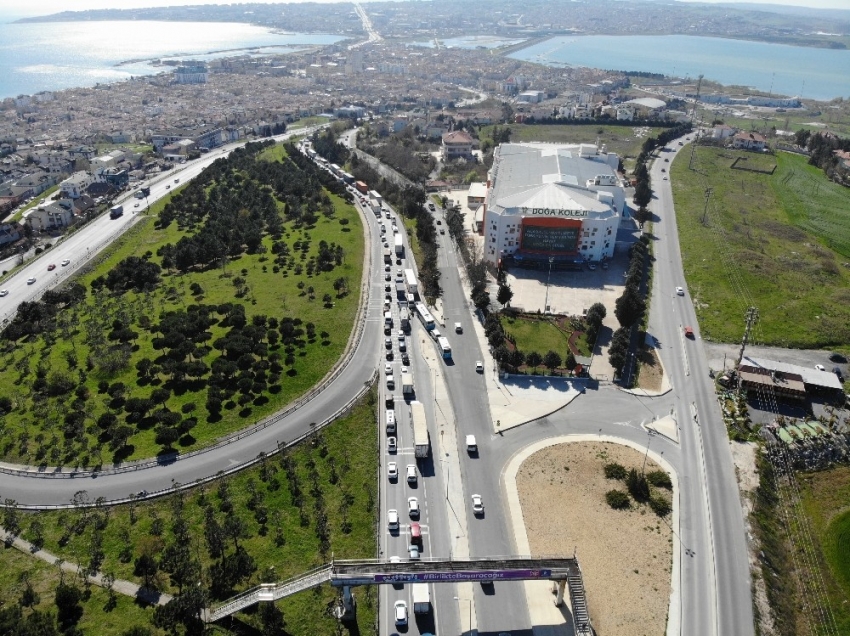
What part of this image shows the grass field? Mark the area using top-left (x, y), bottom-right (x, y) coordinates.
top-left (479, 123), bottom-right (665, 163)
top-left (797, 466), bottom-right (850, 635)
top-left (0, 143), bottom-right (366, 465)
top-left (8, 388), bottom-right (378, 635)
top-left (673, 147), bottom-right (850, 347)
top-left (500, 314), bottom-right (591, 359)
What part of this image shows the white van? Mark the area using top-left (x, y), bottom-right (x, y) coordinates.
top-left (466, 435), bottom-right (477, 453)
top-left (455, 322), bottom-right (463, 333)
top-left (384, 311), bottom-right (393, 326)
top-left (386, 409), bottom-right (396, 434)
top-left (406, 464), bottom-right (417, 484)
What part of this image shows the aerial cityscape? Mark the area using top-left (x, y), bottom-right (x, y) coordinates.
top-left (0, 1), bottom-right (849, 635)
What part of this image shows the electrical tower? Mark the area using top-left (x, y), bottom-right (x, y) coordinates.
top-left (688, 74), bottom-right (704, 170)
top-left (735, 306), bottom-right (759, 371)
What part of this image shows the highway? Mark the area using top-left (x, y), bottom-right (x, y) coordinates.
top-left (0, 128), bottom-right (754, 636)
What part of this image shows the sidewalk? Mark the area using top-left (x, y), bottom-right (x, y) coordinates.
top-left (0, 526), bottom-right (170, 606)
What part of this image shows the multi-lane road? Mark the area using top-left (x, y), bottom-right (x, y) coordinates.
top-left (0, 129), bottom-right (754, 636)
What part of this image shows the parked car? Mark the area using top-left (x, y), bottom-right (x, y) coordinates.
top-left (832, 367), bottom-right (844, 383)
top-left (829, 352), bottom-right (847, 363)
top-left (815, 364), bottom-right (826, 372)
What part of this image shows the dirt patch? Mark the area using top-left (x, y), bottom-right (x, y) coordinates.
top-left (636, 347), bottom-right (664, 392)
top-left (516, 442), bottom-right (672, 636)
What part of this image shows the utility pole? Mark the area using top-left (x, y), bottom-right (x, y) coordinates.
top-left (688, 74), bottom-right (704, 171)
top-left (735, 306), bottom-right (759, 374)
top-left (701, 188), bottom-right (712, 224)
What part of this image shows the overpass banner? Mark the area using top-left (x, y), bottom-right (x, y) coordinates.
top-left (372, 568), bottom-right (553, 584)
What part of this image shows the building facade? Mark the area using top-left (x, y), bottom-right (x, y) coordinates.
top-left (480, 143), bottom-right (625, 266)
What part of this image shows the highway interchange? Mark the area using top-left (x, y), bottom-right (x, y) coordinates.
top-left (0, 130), bottom-right (754, 636)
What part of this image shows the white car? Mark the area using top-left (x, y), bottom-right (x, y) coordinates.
top-left (0, 290), bottom-right (7, 297)
top-left (815, 364), bottom-right (826, 372)
top-left (408, 497), bottom-right (420, 518)
top-left (134, 203), bottom-right (140, 208)
top-left (397, 330), bottom-right (405, 340)
top-left (676, 286), bottom-right (685, 296)
top-left (27, 277), bottom-right (36, 285)
top-left (388, 462), bottom-right (398, 480)
top-left (385, 363), bottom-right (392, 375)
top-left (61, 259), bottom-right (70, 266)
top-left (394, 600), bottom-right (408, 626)
top-left (406, 464), bottom-right (417, 484)
top-left (475, 361), bottom-right (484, 373)
top-left (471, 494), bottom-right (484, 515)
top-left (408, 543), bottom-right (420, 560)
top-left (387, 509), bottom-right (399, 530)
top-left (387, 436), bottom-right (397, 453)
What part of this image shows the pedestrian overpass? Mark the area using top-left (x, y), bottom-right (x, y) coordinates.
top-left (206, 556), bottom-right (593, 635)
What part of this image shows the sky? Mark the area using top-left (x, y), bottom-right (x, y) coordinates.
top-left (2, 0), bottom-right (849, 20)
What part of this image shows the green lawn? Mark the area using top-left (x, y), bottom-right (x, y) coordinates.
top-left (8, 185), bottom-right (60, 222)
top-left (798, 467), bottom-right (850, 635)
top-left (673, 147), bottom-right (850, 347)
top-left (6, 389), bottom-right (378, 635)
top-left (479, 124), bottom-right (666, 161)
top-left (501, 314), bottom-right (572, 356)
top-left (0, 143), bottom-right (366, 466)
top-left (0, 545), bottom-right (164, 634)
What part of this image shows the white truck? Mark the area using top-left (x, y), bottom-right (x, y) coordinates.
top-left (411, 401), bottom-right (430, 458)
top-left (399, 308), bottom-right (410, 330)
top-left (394, 233), bottom-right (404, 257)
top-left (404, 269), bottom-right (418, 295)
top-left (401, 368), bottom-right (414, 396)
top-left (412, 583), bottom-right (431, 614)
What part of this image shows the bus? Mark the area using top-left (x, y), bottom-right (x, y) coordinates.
top-left (437, 336), bottom-right (452, 359)
top-left (415, 302), bottom-right (435, 331)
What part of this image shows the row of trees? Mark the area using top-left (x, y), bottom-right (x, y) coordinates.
top-left (795, 129), bottom-right (850, 185)
top-left (608, 236), bottom-right (650, 375)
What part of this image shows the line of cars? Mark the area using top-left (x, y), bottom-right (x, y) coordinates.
top-left (0, 258), bottom-right (71, 297)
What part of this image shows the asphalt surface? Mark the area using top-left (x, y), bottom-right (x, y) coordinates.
top-left (1, 129), bottom-right (755, 636)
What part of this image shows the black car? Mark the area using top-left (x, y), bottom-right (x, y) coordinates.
top-left (401, 352), bottom-right (410, 365)
top-left (829, 352), bottom-right (847, 363)
top-left (833, 367), bottom-right (845, 383)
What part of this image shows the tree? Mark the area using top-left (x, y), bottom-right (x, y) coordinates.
top-left (605, 490), bottom-right (630, 510)
top-left (525, 351), bottom-right (542, 373)
top-left (134, 554), bottom-right (159, 589)
top-left (585, 302), bottom-right (606, 327)
top-left (259, 602), bottom-right (286, 635)
top-left (508, 349), bottom-right (525, 371)
top-left (496, 283), bottom-right (513, 308)
top-left (565, 352), bottom-right (577, 371)
top-left (543, 350), bottom-right (562, 375)
top-left (614, 286), bottom-right (646, 328)
top-left (55, 581), bottom-right (83, 631)
top-left (473, 290), bottom-right (491, 313)
top-left (633, 179), bottom-right (652, 209)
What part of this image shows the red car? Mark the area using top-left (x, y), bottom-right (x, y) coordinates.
top-left (47, 264), bottom-right (56, 271)
top-left (684, 326), bottom-right (695, 339)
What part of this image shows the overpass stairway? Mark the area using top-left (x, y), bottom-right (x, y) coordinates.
top-left (568, 568), bottom-right (593, 636)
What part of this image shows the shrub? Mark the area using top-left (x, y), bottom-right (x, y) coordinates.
top-left (649, 493), bottom-right (672, 517)
top-left (605, 490), bottom-right (630, 510)
top-left (626, 468), bottom-right (650, 502)
top-left (603, 462), bottom-right (627, 480)
top-left (647, 470), bottom-right (672, 489)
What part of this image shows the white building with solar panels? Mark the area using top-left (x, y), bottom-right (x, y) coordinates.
top-left (480, 143), bottom-right (625, 267)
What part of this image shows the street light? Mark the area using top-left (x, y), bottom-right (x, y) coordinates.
top-left (543, 256), bottom-right (554, 314)
top-left (454, 596), bottom-right (472, 635)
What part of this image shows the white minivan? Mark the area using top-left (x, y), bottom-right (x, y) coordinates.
top-left (386, 410), bottom-right (396, 434)
top-left (406, 464), bottom-right (417, 484)
top-left (466, 435), bottom-right (477, 453)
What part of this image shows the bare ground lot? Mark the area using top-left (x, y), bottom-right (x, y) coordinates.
top-left (517, 441), bottom-right (672, 636)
